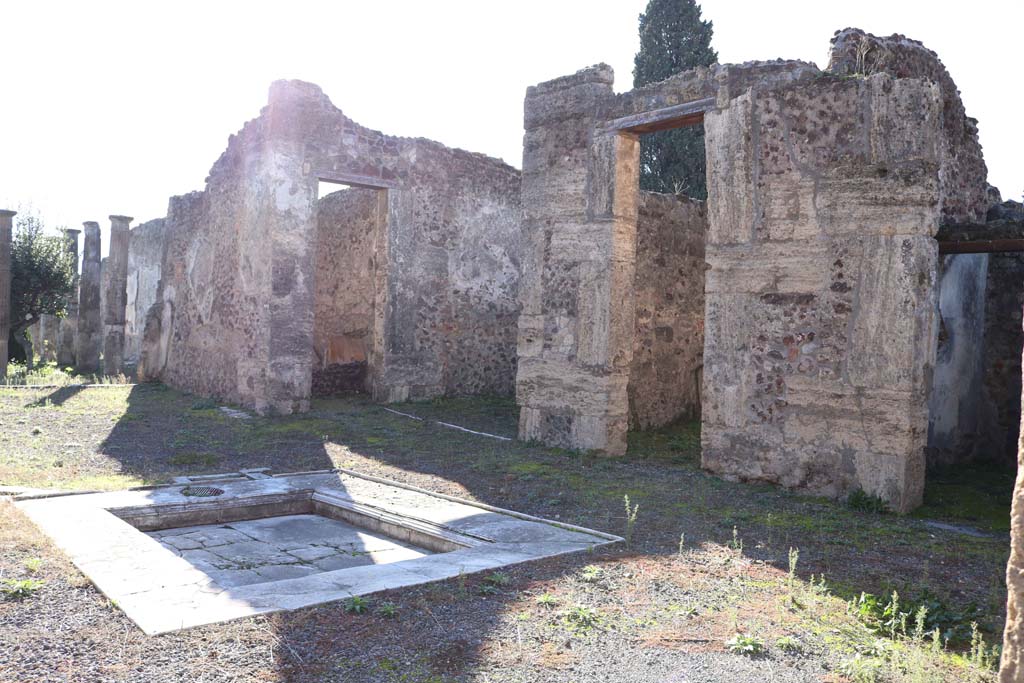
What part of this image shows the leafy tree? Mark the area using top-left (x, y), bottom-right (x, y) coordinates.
top-left (8, 213), bottom-right (75, 368)
top-left (633, 0), bottom-right (717, 198)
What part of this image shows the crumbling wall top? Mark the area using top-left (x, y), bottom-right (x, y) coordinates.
top-left (828, 28), bottom-right (988, 223)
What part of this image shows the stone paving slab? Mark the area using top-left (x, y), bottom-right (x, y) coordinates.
top-left (16, 469), bottom-right (620, 634)
top-left (147, 513), bottom-right (432, 588)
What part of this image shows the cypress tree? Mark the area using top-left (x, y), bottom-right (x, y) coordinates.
top-left (633, 0), bottom-right (717, 198)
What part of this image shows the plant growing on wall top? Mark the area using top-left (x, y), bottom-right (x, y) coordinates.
top-left (633, 0), bottom-right (717, 199)
top-left (9, 211), bottom-right (75, 368)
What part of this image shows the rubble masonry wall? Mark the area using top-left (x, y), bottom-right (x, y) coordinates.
top-left (629, 192), bottom-right (705, 429)
top-left (144, 81), bottom-right (521, 413)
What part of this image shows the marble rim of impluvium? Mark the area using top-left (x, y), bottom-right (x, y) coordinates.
top-left (15, 468), bottom-right (621, 635)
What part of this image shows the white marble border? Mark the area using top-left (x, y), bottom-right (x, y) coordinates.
top-left (17, 470), bottom-right (620, 634)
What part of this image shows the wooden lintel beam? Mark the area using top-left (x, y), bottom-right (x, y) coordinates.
top-left (602, 97), bottom-right (716, 134)
top-left (938, 239), bottom-right (1024, 254)
top-left (316, 170), bottom-right (398, 191)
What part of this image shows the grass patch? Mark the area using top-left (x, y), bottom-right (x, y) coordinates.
top-left (914, 463), bottom-right (1015, 533)
top-left (1, 577), bottom-right (45, 599)
top-left (168, 451), bottom-right (220, 468)
top-left (847, 488), bottom-right (891, 514)
top-left (0, 385), bottom-right (1007, 683)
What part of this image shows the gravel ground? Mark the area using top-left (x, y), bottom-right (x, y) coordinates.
top-left (0, 386), bottom-right (1009, 682)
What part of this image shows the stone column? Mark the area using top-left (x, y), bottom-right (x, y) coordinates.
top-left (57, 228), bottom-right (80, 366)
top-left (102, 215), bottom-right (131, 375)
top-left (0, 210), bottom-right (15, 378)
top-left (76, 222), bottom-right (102, 373)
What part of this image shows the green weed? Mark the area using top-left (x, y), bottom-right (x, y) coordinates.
top-left (623, 494), bottom-right (639, 548)
top-left (1, 578), bottom-right (45, 599)
top-left (562, 605), bottom-right (601, 633)
top-left (724, 633), bottom-right (764, 656)
top-left (847, 488), bottom-right (889, 514)
top-left (343, 595), bottom-right (370, 614)
top-left (535, 593), bottom-right (559, 608)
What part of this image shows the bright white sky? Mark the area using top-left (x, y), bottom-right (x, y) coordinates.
top-left (1, 0), bottom-right (1020, 248)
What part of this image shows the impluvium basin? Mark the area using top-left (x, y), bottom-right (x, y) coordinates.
top-left (16, 469), bottom-right (620, 634)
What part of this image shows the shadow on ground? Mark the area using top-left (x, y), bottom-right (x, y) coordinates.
top-left (0, 383), bottom-right (1013, 681)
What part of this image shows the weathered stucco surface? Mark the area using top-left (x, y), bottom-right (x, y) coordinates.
top-left (701, 74), bottom-right (941, 513)
top-left (125, 218), bottom-right (166, 366)
top-left (982, 253), bottom-right (1024, 466)
top-left (928, 254), bottom-right (989, 466)
top-left (142, 81), bottom-right (521, 413)
top-left (629, 192), bottom-right (705, 429)
top-left (312, 188), bottom-right (379, 395)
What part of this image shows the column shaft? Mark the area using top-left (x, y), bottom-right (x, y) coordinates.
top-left (103, 215), bottom-right (132, 375)
top-left (76, 222), bottom-right (102, 373)
top-left (57, 229), bottom-right (81, 366)
top-left (0, 210), bottom-right (15, 378)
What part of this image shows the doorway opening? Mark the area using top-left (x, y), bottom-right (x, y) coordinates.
top-left (618, 102), bottom-right (711, 448)
top-left (924, 240), bottom-right (1023, 530)
top-left (311, 179), bottom-right (387, 398)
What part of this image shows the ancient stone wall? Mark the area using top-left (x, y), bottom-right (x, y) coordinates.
top-left (125, 218), bottom-right (166, 365)
top-left (145, 81), bottom-right (521, 413)
top-left (149, 189), bottom-right (245, 404)
top-left (518, 53), bottom-right (948, 510)
top-left (312, 188), bottom-right (378, 395)
top-left (701, 74), bottom-right (942, 512)
top-left (516, 60), bottom-right (822, 455)
top-left (628, 192), bottom-right (705, 429)
top-left (423, 140), bottom-right (522, 398)
top-left (516, 65), bottom-right (631, 453)
top-left (828, 28), bottom-right (988, 225)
